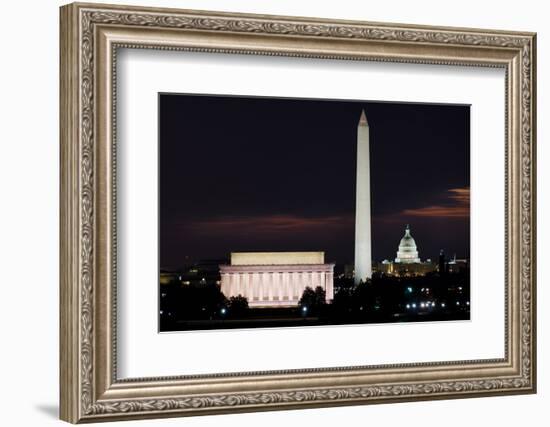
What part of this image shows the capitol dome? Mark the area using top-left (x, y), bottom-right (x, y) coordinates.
top-left (395, 225), bottom-right (421, 264)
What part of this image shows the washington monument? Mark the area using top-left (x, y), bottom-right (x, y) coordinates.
top-left (354, 109), bottom-right (372, 284)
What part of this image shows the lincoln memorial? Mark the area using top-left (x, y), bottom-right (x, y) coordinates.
top-left (220, 252), bottom-right (334, 307)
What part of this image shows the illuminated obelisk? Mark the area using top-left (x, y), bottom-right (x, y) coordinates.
top-left (354, 109), bottom-right (372, 284)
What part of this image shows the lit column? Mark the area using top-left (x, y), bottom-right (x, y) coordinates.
top-left (287, 271), bottom-right (293, 301)
top-left (290, 271), bottom-right (300, 301)
top-left (240, 272), bottom-right (250, 301)
top-left (249, 272), bottom-right (256, 302)
top-left (256, 272), bottom-right (262, 302)
top-left (278, 272), bottom-right (284, 302)
top-left (268, 271), bottom-right (274, 302)
top-left (250, 272), bottom-right (256, 301)
top-left (311, 271), bottom-right (318, 288)
top-left (326, 268), bottom-right (334, 301)
top-left (281, 271), bottom-right (288, 302)
top-left (224, 273), bottom-right (231, 297)
top-left (258, 272), bottom-right (264, 303)
top-left (272, 272), bottom-right (279, 302)
top-left (235, 272), bottom-right (241, 298)
top-left (220, 273), bottom-right (227, 296)
top-left (299, 271), bottom-right (305, 295)
top-left (293, 272), bottom-right (300, 301)
top-left (234, 273), bottom-right (241, 297)
top-left (246, 272), bottom-right (256, 302)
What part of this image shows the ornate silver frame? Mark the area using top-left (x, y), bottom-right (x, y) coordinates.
top-left (60, 2), bottom-right (537, 423)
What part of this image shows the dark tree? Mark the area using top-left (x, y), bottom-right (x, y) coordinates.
top-left (313, 286), bottom-right (326, 306)
top-left (159, 282), bottom-right (228, 326)
top-left (299, 286), bottom-right (315, 307)
top-left (299, 286), bottom-right (326, 314)
top-left (228, 294), bottom-right (249, 316)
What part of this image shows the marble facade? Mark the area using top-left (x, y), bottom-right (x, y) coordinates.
top-left (220, 252), bottom-right (334, 307)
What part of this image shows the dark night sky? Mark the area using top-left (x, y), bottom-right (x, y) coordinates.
top-left (160, 94), bottom-right (470, 269)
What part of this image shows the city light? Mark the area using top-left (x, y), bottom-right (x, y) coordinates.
top-left (406, 304), bottom-right (411, 309)
top-left (302, 306), bottom-right (308, 313)
top-left (441, 303), bottom-right (446, 308)
top-left (220, 308), bottom-right (227, 315)
top-left (407, 287), bottom-right (413, 293)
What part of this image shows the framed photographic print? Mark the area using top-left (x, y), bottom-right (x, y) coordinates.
top-left (60, 2), bottom-right (537, 423)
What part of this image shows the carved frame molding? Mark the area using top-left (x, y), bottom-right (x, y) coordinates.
top-left (60, 2), bottom-right (536, 423)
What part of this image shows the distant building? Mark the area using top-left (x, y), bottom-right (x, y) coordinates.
top-left (374, 225), bottom-right (437, 277)
top-left (395, 225), bottom-right (421, 263)
top-left (439, 249), bottom-right (446, 275)
top-left (447, 254), bottom-right (469, 274)
top-left (160, 270), bottom-right (179, 285)
top-left (375, 260), bottom-right (437, 277)
top-left (183, 259), bottom-right (224, 285)
top-left (343, 264), bottom-right (355, 280)
top-left (220, 252), bottom-right (334, 307)
top-left (160, 259), bottom-right (225, 286)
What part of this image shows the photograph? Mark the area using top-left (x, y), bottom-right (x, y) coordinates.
top-left (159, 94), bottom-right (471, 331)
